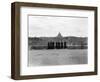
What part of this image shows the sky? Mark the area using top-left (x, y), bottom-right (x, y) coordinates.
top-left (28, 15), bottom-right (88, 37)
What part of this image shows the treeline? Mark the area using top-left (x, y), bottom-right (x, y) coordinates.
top-left (28, 36), bottom-right (88, 50)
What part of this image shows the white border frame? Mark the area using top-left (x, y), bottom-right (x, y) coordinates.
top-left (20, 7), bottom-right (95, 75)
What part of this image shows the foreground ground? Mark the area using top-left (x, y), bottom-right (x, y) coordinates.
top-left (28, 49), bottom-right (87, 66)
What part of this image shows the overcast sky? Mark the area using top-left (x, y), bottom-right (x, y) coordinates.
top-left (28, 15), bottom-right (88, 37)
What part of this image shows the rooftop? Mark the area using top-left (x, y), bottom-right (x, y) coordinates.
top-left (57, 32), bottom-right (63, 38)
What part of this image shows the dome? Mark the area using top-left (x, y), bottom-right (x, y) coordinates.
top-left (57, 32), bottom-right (63, 38)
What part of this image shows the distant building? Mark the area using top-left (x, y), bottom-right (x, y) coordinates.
top-left (29, 32), bottom-right (88, 50)
top-left (48, 32), bottom-right (67, 49)
top-left (57, 32), bottom-right (63, 38)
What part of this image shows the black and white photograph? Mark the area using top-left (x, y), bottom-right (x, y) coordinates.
top-left (11, 2), bottom-right (97, 79)
top-left (28, 15), bottom-right (88, 67)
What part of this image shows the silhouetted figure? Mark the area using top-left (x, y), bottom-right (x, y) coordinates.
top-left (58, 42), bottom-right (60, 49)
top-left (50, 42), bottom-right (52, 49)
top-left (52, 42), bottom-right (54, 49)
top-left (48, 42), bottom-right (50, 49)
top-left (64, 42), bottom-right (67, 48)
top-left (61, 42), bottom-right (63, 49)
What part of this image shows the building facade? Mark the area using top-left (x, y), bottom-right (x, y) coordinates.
top-left (29, 32), bottom-right (87, 50)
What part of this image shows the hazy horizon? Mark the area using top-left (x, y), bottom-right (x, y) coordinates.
top-left (28, 35), bottom-right (88, 38)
